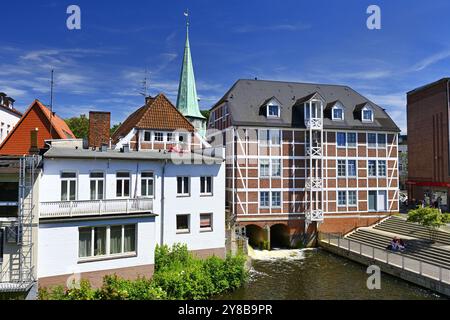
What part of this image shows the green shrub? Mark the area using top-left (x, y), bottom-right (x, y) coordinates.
top-left (39, 243), bottom-right (247, 300)
top-left (407, 207), bottom-right (450, 241)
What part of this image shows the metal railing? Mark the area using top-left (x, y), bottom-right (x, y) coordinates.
top-left (319, 232), bottom-right (450, 285)
top-left (40, 198), bottom-right (154, 218)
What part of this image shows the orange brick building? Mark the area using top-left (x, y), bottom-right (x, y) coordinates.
top-left (0, 100), bottom-right (75, 156)
top-left (208, 79), bottom-right (400, 247)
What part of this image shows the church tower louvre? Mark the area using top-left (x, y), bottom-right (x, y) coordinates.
top-left (176, 12), bottom-right (207, 137)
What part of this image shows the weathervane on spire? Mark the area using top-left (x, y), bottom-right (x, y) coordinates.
top-left (184, 9), bottom-right (189, 28)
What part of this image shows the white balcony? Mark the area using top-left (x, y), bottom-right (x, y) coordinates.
top-left (306, 146), bottom-right (322, 158)
top-left (305, 118), bottom-right (323, 130)
top-left (40, 198), bottom-right (154, 219)
top-left (305, 178), bottom-right (323, 191)
top-left (305, 209), bottom-right (324, 222)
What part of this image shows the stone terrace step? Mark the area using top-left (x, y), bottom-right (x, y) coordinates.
top-left (346, 229), bottom-right (450, 269)
top-left (374, 216), bottom-right (450, 245)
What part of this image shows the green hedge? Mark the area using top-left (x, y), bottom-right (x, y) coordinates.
top-left (39, 244), bottom-right (247, 300)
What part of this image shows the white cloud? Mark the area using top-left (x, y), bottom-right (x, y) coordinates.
top-left (234, 23), bottom-right (310, 33)
top-left (410, 50), bottom-right (450, 72)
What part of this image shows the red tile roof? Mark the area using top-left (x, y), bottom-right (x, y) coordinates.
top-left (112, 93), bottom-right (194, 143)
top-left (0, 100), bottom-right (75, 155)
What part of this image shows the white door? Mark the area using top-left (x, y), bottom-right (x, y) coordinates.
top-left (378, 191), bottom-right (387, 211)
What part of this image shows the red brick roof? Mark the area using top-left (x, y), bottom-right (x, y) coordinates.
top-left (0, 100), bottom-right (75, 155)
top-left (112, 93), bottom-right (194, 143)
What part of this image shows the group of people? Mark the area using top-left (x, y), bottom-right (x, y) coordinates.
top-left (387, 236), bottom-right (406, 252)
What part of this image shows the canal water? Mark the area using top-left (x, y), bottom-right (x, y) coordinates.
top-left (218, 248), bottom-right (446, 300)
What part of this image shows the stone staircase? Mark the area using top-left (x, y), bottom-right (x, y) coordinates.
top-left (373, 216), bottom-right (450, 246)
top-left (346, 229), bottom-right (450, 269)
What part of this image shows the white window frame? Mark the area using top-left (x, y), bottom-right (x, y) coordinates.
top-left (368, 160), bottom-right (377, 177)
top-left (337, 160), bottom-right (346, 177)
top-left (176, 214), bottom-right (190, 234)
top-left (378, 160), bottom-right (387, 177)
top-left (200, 213), bottom-right (213, 232)
top-left (347, 160), bottom-right (357, 177)
top-left (200, 176), bottom-right (213, 196)
top-left (60, 171), bottom-right (77, 201)
top-left (337, 132), bottom-right (346, 148)
top-left (362, 106), bottom-right (374, 122)
top-left (377, 133), bottom-right (386, 148)
top-left (116, 171), bottom-right (131, 198)
top-left (259, 159), bottom-right (270, 177)
top-left (332, 104), bottom-right (344, 121)
top-left (259, 191), bottom-right (270, 208)
top-left (348, 190), bottom-right (357, 206)
top-left (367, 133), bottom-right (377, 148)
top-left (177, 176), bottom-right (190, 197)
top-left (89, 171), bottom-right (105, 200)
top-left (140, 171), bottom-right (155, 198)
top-left (337, 191), bottom-right (347, 207)
top-left (153, 131), bottom-right (164, 142)
top-left (267, 104), bottom-right (280, 118)
top-left (347, 132), bottom-right (357, 147)
top-left (271, 191), bottom-right (282, 208)
top-left (78, 224), bottom-right (137, 261)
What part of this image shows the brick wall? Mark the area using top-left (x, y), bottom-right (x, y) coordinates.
top-left (89, 111), bottom-right (111, 148)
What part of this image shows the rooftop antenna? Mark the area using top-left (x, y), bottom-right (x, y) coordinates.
top-left (49, 69), bottom-right (55, 137)
top-left (139, 67), bottom-right (150, 99)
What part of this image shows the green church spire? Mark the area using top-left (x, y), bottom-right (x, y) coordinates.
top-left (176, 13), bottom-right (205, 121)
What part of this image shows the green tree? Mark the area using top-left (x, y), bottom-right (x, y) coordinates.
top-left (65, 115), bottom-right (89, 139)
top-left (407, 207), bottom-right (450, 241)
top-left (200, 110), bottom-right (210, 121)
top-left (110, 123), bottom-right (122, 136)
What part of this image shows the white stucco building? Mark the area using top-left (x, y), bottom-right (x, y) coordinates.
top-left (37, 95), bottom-right (225, 288)
top-left (0, 93), bottom-right (21, 144)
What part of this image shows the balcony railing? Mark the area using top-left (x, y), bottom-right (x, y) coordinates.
top-left (305, 118), bottom-right (323, 130)
top-left (305, 209), bottom-right (324, 222)
top-left (305, 177), bottom-right (323, 191)
top-left (40, 198), bottom-right (153, 218)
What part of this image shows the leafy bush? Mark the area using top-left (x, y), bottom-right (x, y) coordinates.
top-left (39, 243), bottom-right (247, 300)
top-left (407, 207), bottom-right (450, 241)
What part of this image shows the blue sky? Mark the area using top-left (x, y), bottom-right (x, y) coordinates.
top-left (2, 0), bottom-right (450, 133)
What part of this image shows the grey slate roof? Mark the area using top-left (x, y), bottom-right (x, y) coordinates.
top-left (211, 79), bottom-right (400, 132)
top-left (44, 148), bottom-right (223, 163)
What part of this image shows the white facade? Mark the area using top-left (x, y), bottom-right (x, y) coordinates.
top-left (37, 153), bottom-right (225, 281)
top-left (0, 106), bottom-right (21, 143)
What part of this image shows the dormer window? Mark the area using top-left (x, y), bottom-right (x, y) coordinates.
top-left (332, 104), bottom-right (344, 121)
top-left (267, 104), bottom-right (280, 118)
top-left (362, 106), bottom-right (374, 122)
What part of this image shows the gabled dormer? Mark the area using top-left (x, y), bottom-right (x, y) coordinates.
top-left (354, 103), bottom-right (374, 123)
top-left (325, 100), bottom-right (345, 121)
top-left (260, 97), bottom-right (282, 119)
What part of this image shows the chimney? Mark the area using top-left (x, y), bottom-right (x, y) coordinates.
top-left (145, 96), bottom-right (154, 105)
top-left (29, 128), bottom-right (39, 154)
top-left (88, 111), bottom-right (111, 149)
top-left (6, 97), bottom-right (15, 109)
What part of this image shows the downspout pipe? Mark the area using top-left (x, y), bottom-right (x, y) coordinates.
top-left (160, 159), bottom-right (167, 246)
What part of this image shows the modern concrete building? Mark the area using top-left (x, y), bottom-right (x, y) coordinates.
top-left (407, 78), bottom-right (450, 211)
top-left (208, 79), bottom-right (400, 248)
top-left (0, 93), bottom-right (21, 144)
top-left (37, 94), bottom-right (225, 288)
